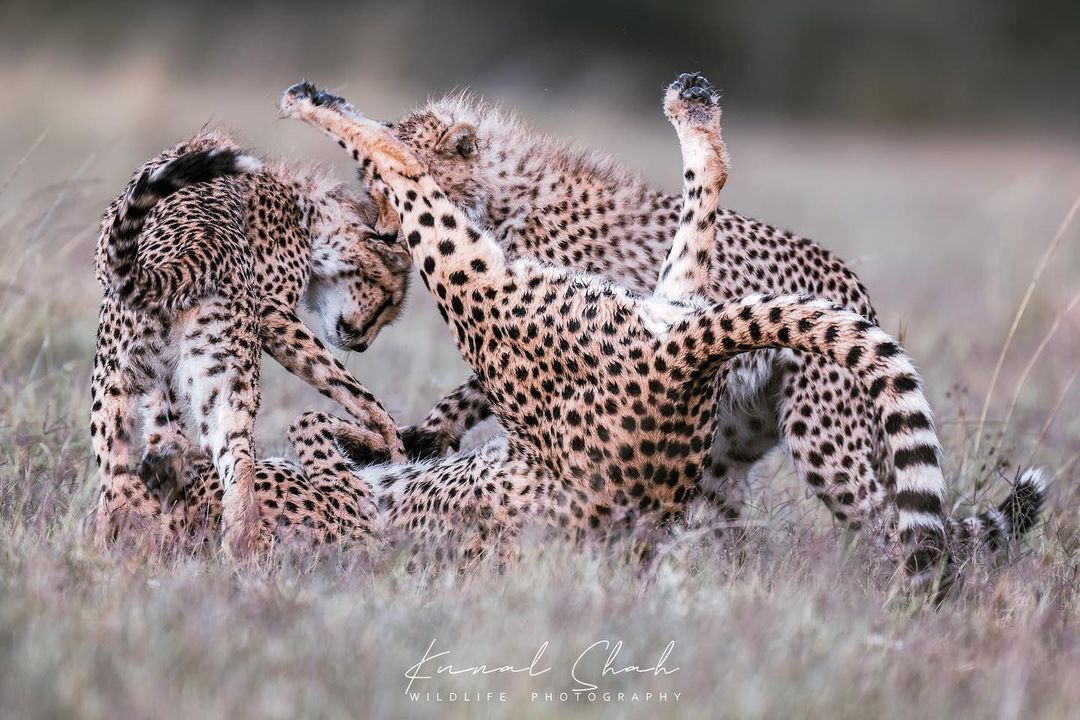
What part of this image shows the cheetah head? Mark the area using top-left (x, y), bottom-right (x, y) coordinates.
top-left (387, 97), bottom-right (494, 228)
top-left (304, 183), bottom-right (411, 352)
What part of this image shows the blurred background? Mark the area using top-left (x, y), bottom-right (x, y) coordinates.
top-left (1, 0), bottom-right (1078, 462)
top-left (3, 7), bottom-right (1080, 715)
top-left (5, 0), bottom-right (1080, 128)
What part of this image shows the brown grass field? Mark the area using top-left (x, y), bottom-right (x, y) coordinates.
top-left (1, 61), bottom-right (1079, 719)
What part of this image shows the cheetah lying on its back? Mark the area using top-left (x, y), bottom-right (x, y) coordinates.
top-left (278, 74), bottom-right (1047, 590)
top-left (90, 130), bottom-right (410, 556)
top-left (382, 84), bottom-right (919, 536)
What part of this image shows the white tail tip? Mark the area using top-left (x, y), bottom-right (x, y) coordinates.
top-left (1018, 467), bottom-right (1050, 493)
top-left (234, 154), bottom-right (263, 174)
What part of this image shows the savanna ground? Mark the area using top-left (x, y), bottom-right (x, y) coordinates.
top-left (1, 61), bottom-right (1079, 719)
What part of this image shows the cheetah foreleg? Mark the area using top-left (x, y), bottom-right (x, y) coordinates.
top-left (654, 72), bottom-right (728, 303)
top-left (262, 304), bottom-right (406, 463)
top-left (401, 375), bottom-right (491, 459)
top-left (281, 83), bottom-right (513, 346)
top-left (279, 83), bottom-right (426, 180)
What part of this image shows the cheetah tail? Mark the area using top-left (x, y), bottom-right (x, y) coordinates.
top-left (682, 293), bottom-right (951, 591)
top-left (102, 149), bottom-right (262, 309)
top-left (947, 467), bottom-right (1050, 563)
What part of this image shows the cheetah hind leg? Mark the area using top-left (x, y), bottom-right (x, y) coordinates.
top-left (172, 294), bottom-right (264, 561)
top-left (138, 382), bottom-right (193, 508)
top-left (779, 352), bottom-right (888, 536)
top-left (694, 367), bottom-right (781, 528)
top-left (91, 471), bottom-right (180, 548)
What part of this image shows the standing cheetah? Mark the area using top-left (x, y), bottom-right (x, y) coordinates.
top-left (378, 83), bottom-right (910, 535)
top-left (90, 129), bottom-right (410, 556)
top-left (278, 74), bottom-right (1046, 590)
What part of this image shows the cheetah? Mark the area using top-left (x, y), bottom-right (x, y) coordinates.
top-left (279, 74), bottom-right (1047, 590)
top-left (89, 129), bottom-right (411, 556)
top-left (375, 80), bottom-right (917, 538)
top-left (151, 409), bottom-right (510, 562)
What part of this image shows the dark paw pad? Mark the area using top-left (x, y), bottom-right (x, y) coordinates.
top-left (400, 426), bottom-right (446, 461)
top-left (284, 81), bottom-right (347, 109)
top-left (671, 71), bottom-right (720, 105)
top-left (312, 90), bottom-right (347, 108)
top-left (337, 433), bottom-right (392, 467)
top-left (284, 80), bottom-right (318, 102)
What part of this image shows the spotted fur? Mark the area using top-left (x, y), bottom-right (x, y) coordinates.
top-left (374, 79), bottom-right (1053, 572)
top-left (380, 86), bottom-right (900, 541)
top-left (89, 129), bottom-right (410, 556)
top-left (123, 77), bottom-right (1044, 592)
top-left (101, 147), bottom-right (262, 311)
top-left (276, 74), bottom-right (1031, 590)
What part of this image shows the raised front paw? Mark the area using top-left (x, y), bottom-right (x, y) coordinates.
top-left (664, 71), bottom-right (722, 124)
top-left (281, 81), bottom-right (353, 117)
top-left (280, 81), bottom-right (426, 180)
top-left (335, 423), bottom-right (395, 467)
top-left (400, 425), bottom-right (457, 461)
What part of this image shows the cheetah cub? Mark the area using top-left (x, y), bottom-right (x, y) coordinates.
top-left (379, 80), bottom-right (1020, 543)
top-left (90, 129), bottom-right (410, 556)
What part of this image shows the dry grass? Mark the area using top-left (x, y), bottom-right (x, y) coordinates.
top-left (1, 66), bottom-right (1079, 719)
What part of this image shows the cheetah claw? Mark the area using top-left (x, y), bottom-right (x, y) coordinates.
top-left (282, 81), bottom-right (357, 117)
top-left (280, 81), bottom-right (427, 180)
top-left (671, 72), bottom-right (721, 106)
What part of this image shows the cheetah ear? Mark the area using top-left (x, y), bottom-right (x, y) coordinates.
top-left (371, 189), bottom-right (401, 238)
top-left (436, 122), bottom-right (478, 158)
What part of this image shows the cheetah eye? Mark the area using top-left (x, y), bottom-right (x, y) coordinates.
top-left (373, 231), bottom-right (399, 245)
